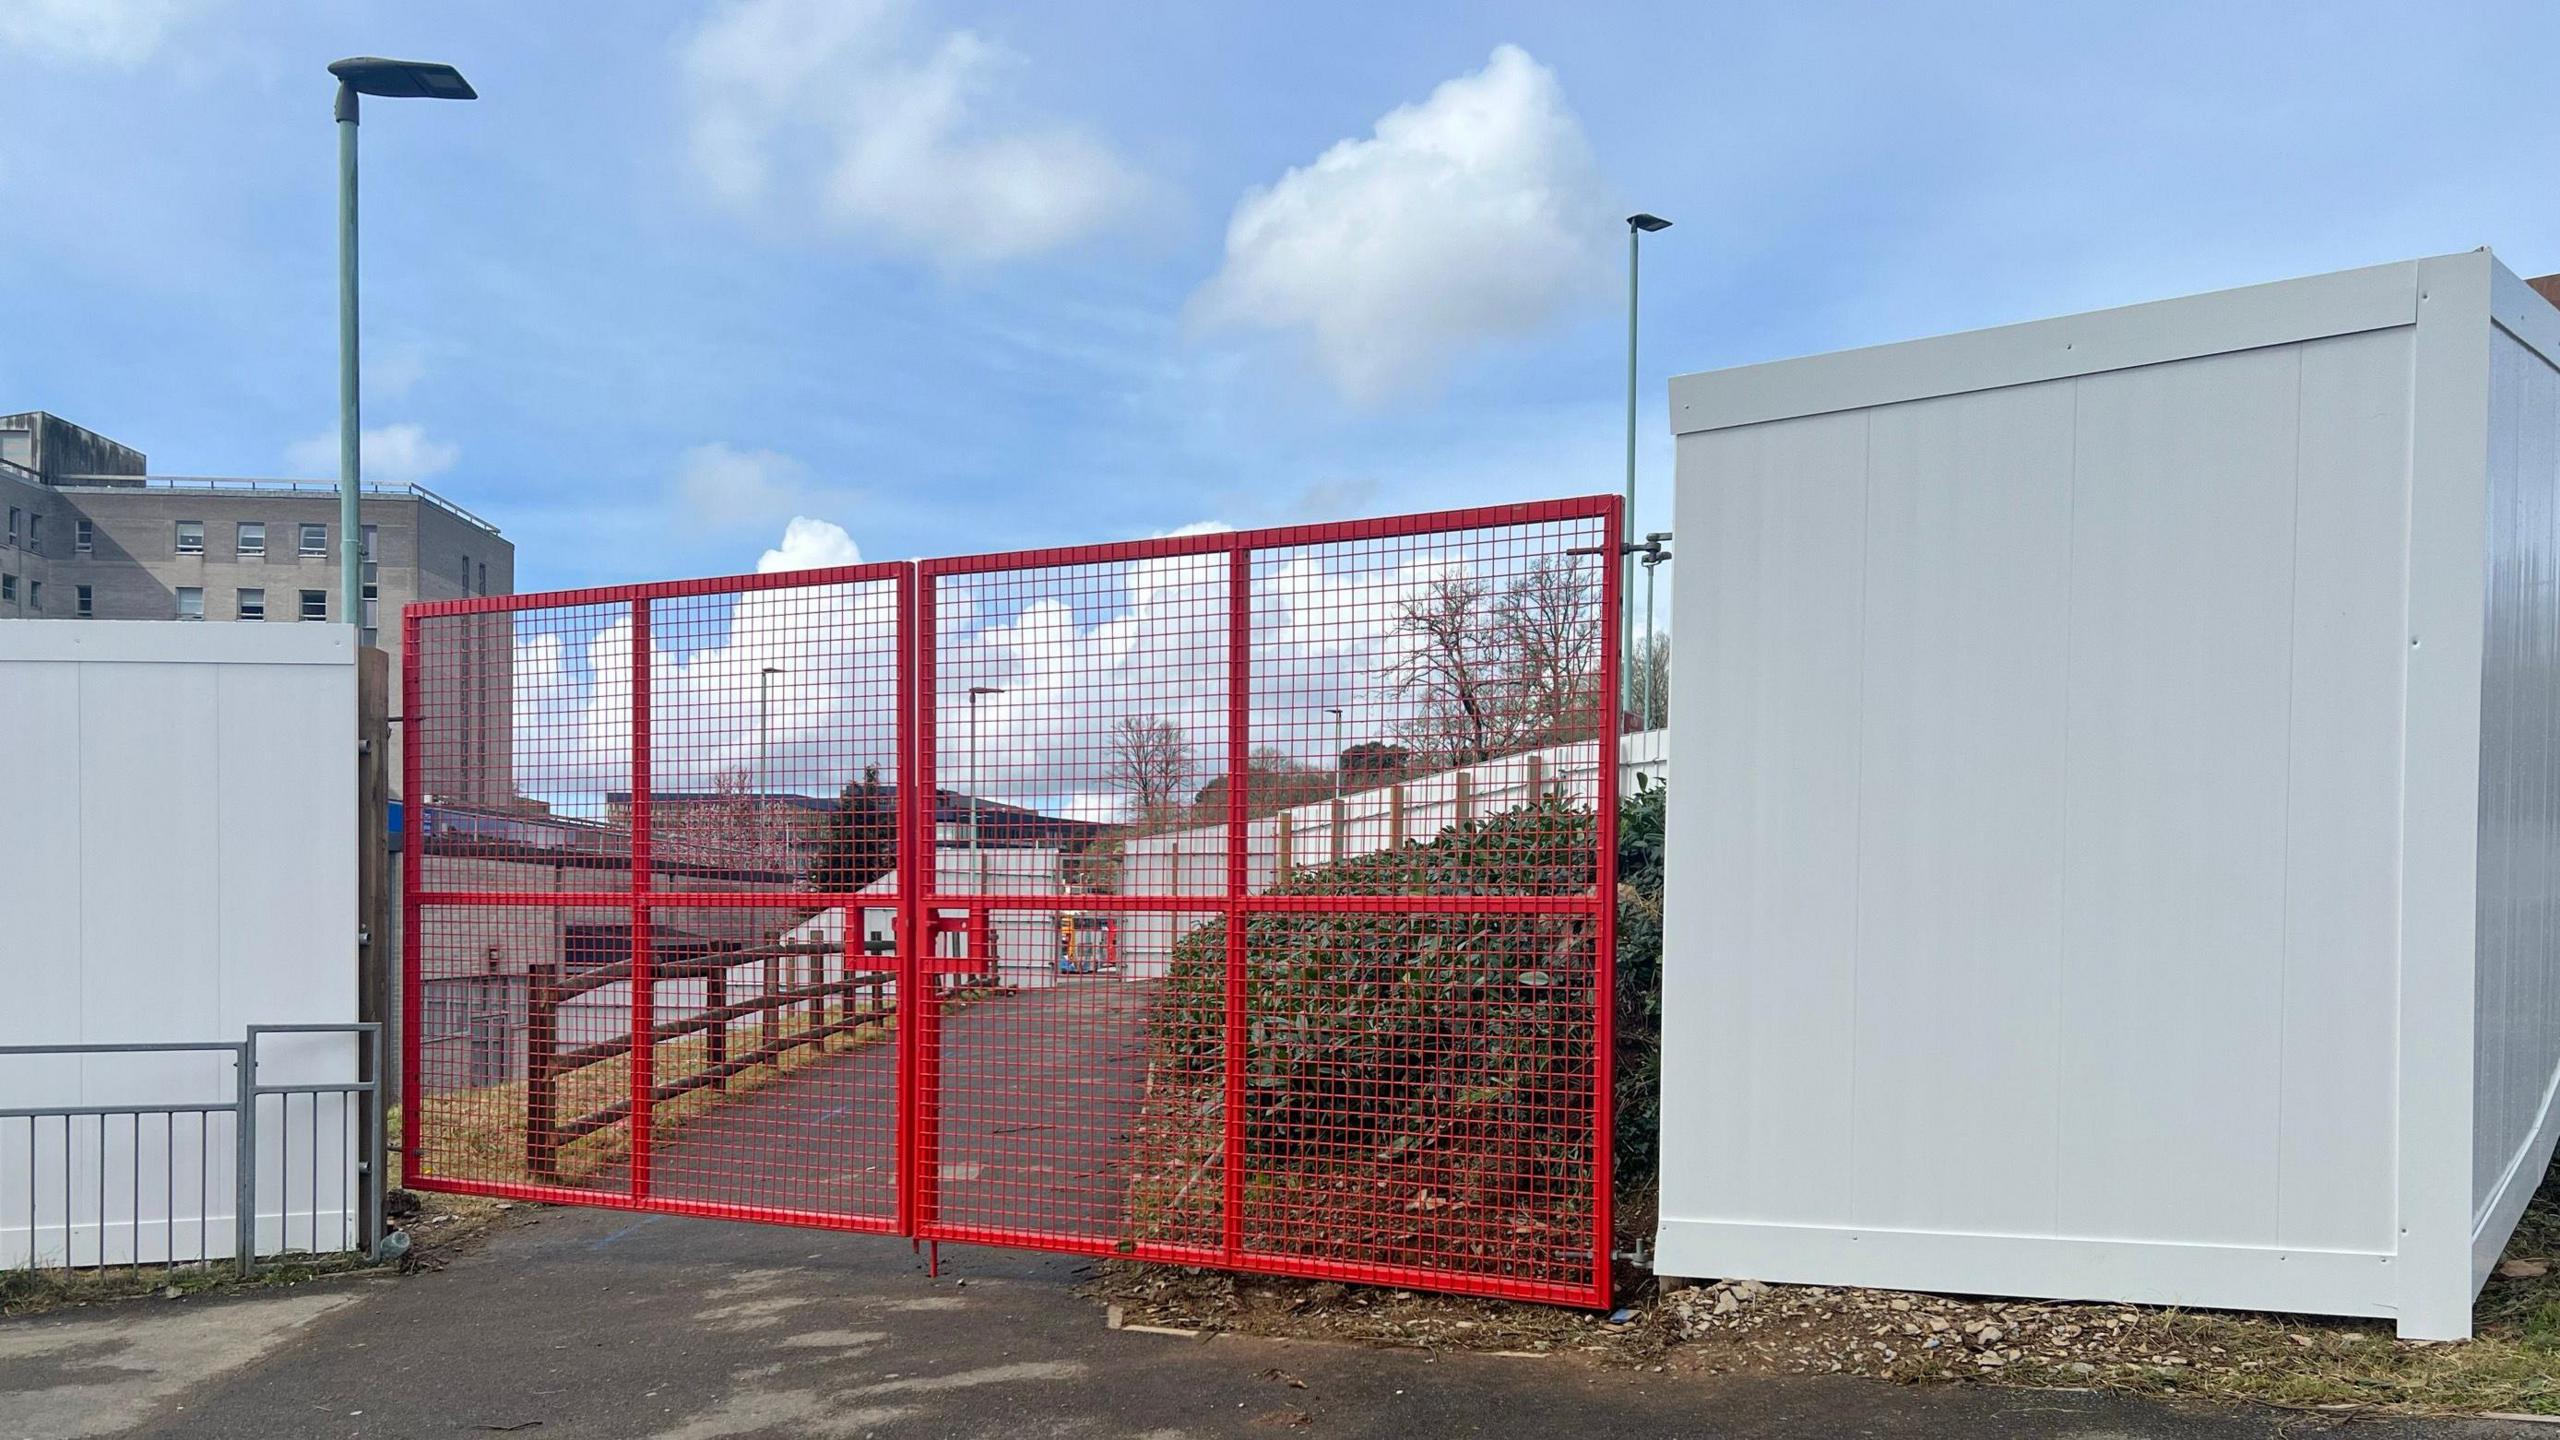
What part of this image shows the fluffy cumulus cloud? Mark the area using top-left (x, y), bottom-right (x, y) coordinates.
top-left (679, 0), bottom-right (1151, 264)
top-left (0, 0), bottom-right (208, 66)
top-left (757, 516), bottom-right (864, 573)
top-left (1192, 44), bottom-right (1614, 404)
top-left (283, 423), bottom-right (460, 484)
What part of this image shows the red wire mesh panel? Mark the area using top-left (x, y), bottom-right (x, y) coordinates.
top-left (402, 496), bottom-right (1617, 1306)
top-left (918, 497), bottom-right (1619, 1305)
top-left (404, 567), bottom-right (913, 1234)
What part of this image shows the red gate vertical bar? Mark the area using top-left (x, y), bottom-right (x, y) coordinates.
top-left (895, 566), bottom-right (920, 1236)
top-left (909, 568), bottom-right (941, 1234)
top-left (1592, 495), bottom-right (1624, 1308)
top-left (1221, 543), bottom-right (1251, 1263)
top-left (399, 607), bottom-right (424, 1175)
top-left (627, 596), bottom-right (655, 1200)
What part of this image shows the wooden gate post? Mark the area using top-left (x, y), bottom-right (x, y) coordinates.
top-left (525, 961), bottom-right (560, 1181)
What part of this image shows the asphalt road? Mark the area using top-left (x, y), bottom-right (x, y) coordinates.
top-left (3, 1201), bottom-right (2544, 1440)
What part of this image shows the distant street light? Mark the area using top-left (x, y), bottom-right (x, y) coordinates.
top-left (329, 57), bottom-right (476, 634)
top-left (1326, 707), bottom-right (1345, 801)
top-left (758, 665), bottom-right (786, 863)
top-left (967, 686), bottom-right (1005, 897)
top-left (1624, 213), bottom-right (1672, 704)
top-left (1639, 533), bottom-right (1672, 731)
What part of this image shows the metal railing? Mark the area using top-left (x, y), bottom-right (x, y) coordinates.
top-left (1, 1023), bottom-right (384, 1279)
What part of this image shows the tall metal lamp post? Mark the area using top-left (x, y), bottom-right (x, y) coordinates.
top-left (758, 665), bottom-right (785, 864)
top-left (1639, 533), bottom-right (1672, 730)
top-left (329, 57), bottom-right (476, 631)
top-left (966, 686), bottom-right (1005, 893)
top-left (1623, 213), bottom-right (1672, 715)
top-left (1326, 706), bottom-right (1344, 801)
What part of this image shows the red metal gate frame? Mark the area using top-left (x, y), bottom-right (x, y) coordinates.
top-left (401, 497), bottom-right (1618, 1307)
top-left (401, 562), bottom-right (919, 1237)
top-left (912, 497), bottom-right (1619, 1307)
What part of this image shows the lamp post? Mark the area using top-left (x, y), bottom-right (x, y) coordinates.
top-left (966, 686), bottom-right (1005, 896)
top-left (758, 665), bottom-right (784, 864)
top-left (1624, 213), bottom-right (1672, 708)
top-left (1326, 706), bottom-right (1344, 801)
top-left (329, 56), bottom-right (476, 632)
top-left (1639, 533), bottom-right (1671, 730)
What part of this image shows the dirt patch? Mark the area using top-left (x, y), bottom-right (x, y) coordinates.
top-left (1093, 1164), bottom-right (2560, 1418)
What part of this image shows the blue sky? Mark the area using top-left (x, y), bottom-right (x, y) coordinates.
top-left (3, 0), bottom-right (2556, 593)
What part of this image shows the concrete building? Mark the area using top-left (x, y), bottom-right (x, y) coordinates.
top-left (0, 410), bottom-right (513, 796)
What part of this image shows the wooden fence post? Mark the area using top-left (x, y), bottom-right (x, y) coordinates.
top-left (706, 967), bottom-right (728, 1085)
top-left (1454, 769), bottom-right (1475, 825)
top-left (1525, 752), bottom-right (1547, 802)
top-left (525, 961), bottom-right (559, 1181)
top-left (1330, 797), bottom-right (1346, 865)
top-left (1275, 813), bottom-right (1293, 882)
top-left (1389, 784), bottom-right (1408, 849)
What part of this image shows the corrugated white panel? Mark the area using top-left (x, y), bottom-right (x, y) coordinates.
top-left (1846, 380), bottom-right (2074, 1235)
top-left (1665, 409), bottom-right (1869, 1224)
top-left (1662, 328), bottom-right (2412, 1258)
top-left (0, 622), bottom-right (358, 1263)
top-left (2476, 327), bottom-right (2560, 1219)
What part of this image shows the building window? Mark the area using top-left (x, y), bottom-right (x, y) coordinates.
top-left (25, 514), bottom-right (38, 554)
top-left (5, 507), bottom-right (17, 547)
top-left (176, 586), bottom-right (204, 620)
top-left (237, 587), bottom-right (265, 621)
top-left (1, 574), bottom-right (14, 603)
top-left (237, 521), bottom-right (265, 556)
top-left (175, 520), bottom-right (205, 555)
top-left (75, 518), bottom-right (93, 554)
top-left (361, 524), bottom-right (379, 562)
top-left (26, 581), bottom-right (38, 611)
top-left (477, 561), bottom-right (488, 596)
top-left (361, 583), bottom-right (379, 647)
top-left (75, 585), bottom-right (92, 618)
top-left (299, 523), bottom-right (328, 557)
top-left (0, 429), bottom-right (29, 469)
top-left (299, 589), bottom-right (326, 622)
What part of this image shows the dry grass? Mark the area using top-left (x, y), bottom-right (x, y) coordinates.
top-left (418, 1003), bottom-right (899, 1186)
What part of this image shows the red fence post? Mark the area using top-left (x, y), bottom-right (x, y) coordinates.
top-left (1222, 543), bottom-right (1251, 1264)
top-left (628, 597), bottom-right (655, 1200)
top-left (399, 607), bottom-right (424, 1178)
top-left (1592, 495), bottom-right (1624, 1308)
top-left (906, 567), bottom-right (935, 1236)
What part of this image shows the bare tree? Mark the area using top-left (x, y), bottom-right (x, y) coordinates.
top-left (1384, 558), bottom-right (1605, 765)
top-left (655, 765), bottom-right (797, 875)
top-left (1494, 555), bottom-right (1603, 749)
top-left (1107, 715), bottom-right (1194, 822)
top-left (1386, 570), bottom-right (1502, 765)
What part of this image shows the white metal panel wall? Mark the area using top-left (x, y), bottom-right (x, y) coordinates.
top-left (1660, 324), bottom-right (2416, 1307)
top-left (0, 621), bottom-right (358, 1263)
top-left (2476, 320), bottom-right (2560, 1239)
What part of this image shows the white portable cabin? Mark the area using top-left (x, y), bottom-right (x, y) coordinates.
top-left (1655, 251), bottom-right (2560, 1338)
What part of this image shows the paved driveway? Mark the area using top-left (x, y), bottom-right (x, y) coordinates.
top-left (2, 1201), bottom-right (2542, 1440)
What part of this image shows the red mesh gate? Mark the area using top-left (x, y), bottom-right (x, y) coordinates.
top-left (403, 497), bottom-right (1618, 1306)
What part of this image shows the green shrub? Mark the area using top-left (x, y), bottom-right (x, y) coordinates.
top-left (1128, 786), bottom-right (1667, 1266)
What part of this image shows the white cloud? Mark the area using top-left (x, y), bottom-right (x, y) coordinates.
top-left (680, 442), bottom-right (810, 528)
top-left (0, 0), bottom-right (207, 66)
top-left (1192, 44), bottom-right (1613, 404)
top-left (679, 0), bottom-right (1151, 265)
top-left (283, 423), bottom-right (459, 484)
top-left (757, 516), bottom-right (864, 573)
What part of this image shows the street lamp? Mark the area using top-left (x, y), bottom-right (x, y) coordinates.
top-left (1638, 533), bottom-right (1672, 731)
top-left (329, 56), bottom-right (476, 633)
top-left (1325, 707), bottom-right (1344, 801)
top-left (966, 686), bottom-right (1005, 895)
top-left (758, 665), bottom-right (785, 865)
top-left (1624, 213), bottom-right (1672, 704)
